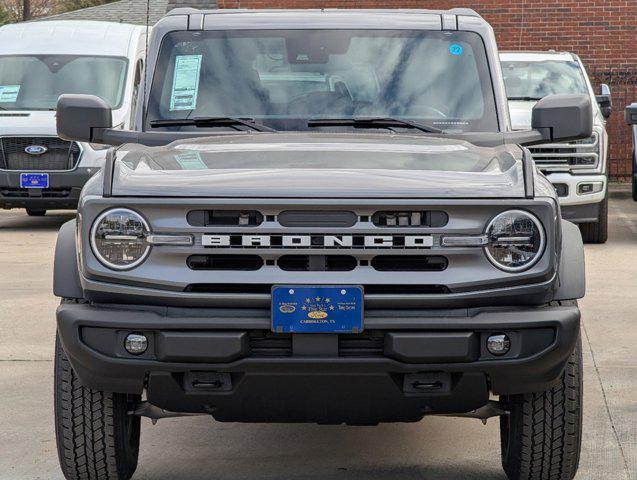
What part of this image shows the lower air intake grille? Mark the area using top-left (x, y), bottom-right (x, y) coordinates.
top-left (248, 331), bottom-right (386, 358)
top-left (0, 137), bottom-right (81, 171)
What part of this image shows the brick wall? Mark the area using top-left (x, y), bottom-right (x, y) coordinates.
top-left (217, 0), bottom-right (637, 180)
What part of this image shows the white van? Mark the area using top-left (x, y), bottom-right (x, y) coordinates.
top-left (0, 21), bottom-right (147, 215)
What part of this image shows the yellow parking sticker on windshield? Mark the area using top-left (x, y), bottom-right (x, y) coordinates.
top-left (0, 85), bottom-right (20, 103)
top-left (169, 55), bottom-right (202, 111)
top-left (174, 151), bottom-right (207, 170)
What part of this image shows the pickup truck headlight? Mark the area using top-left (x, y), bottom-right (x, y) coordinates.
top-left (484, 210), bottom-right (545, 272)
top-left (90, 208), bottom-right (150, 270)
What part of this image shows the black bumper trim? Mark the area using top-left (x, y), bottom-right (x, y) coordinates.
top-left (561, 201), bottom-right (602, 224)
top-left (57, 302), bottom-right (580, 400)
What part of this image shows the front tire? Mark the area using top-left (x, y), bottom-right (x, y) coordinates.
top-left (54, 334), bottom-right (141, 480)
top-left (500, 336), bottom-right (582, 480)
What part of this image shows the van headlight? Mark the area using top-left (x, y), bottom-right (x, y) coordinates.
top-left (90, 208), bottom-right (150, 270)
top-left (484, 210), bottom-right (545, 272)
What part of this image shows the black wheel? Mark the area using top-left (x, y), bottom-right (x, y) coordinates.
top-left (579, 195), bottom-right (608, 244)
top-left (500, 335), bottom-right (583, 480)
top-left (26, 209), bottom-right (46, 216)
top-left (54, 334), bottom-right (141, 480)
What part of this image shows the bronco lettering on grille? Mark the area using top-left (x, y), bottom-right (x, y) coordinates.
top-left (201, 234), bottom-right (434, 249)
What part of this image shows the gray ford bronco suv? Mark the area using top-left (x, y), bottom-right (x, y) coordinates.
top-left (53, 9), bottom-right (590, 480)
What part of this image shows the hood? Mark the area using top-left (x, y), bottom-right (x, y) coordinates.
top-left (0, 110), bottom-right (57, 136)
top-left (509, 99), bottom-right (603, 131)
top-left (508, 101), bottom-right (535, 131)
top-left (110, 133), bottom-right (526, 199)
top-left (0, 109), bottom-right (127, 137)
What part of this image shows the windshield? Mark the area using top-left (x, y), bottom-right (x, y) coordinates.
top-left (0, 55), bottom-right (128, 110)
top-left (147, 30), bottom-right (499, 132)
top-left (501, 59), bottom-right (589, 100)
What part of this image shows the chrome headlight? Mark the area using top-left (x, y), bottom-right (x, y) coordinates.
top-left (90, 208), bottom-right (150, 270)
top-left (484, 210), bottom-right (545, 272)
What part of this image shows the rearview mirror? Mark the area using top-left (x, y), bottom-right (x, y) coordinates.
top-left (57, 94), bottom-right (113, 143)
top-left (625, 103), bottom-right (637, 125)
top-left (596, 84), bottom-right (612, 119)
top-left (531, 94), bottom-right (593, 143)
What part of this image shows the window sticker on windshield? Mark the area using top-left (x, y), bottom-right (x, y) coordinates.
top-left (174, 151), bottom-right (207, 170)
top-left (449, 44), bottom-right (463, 56)
top-left (0, 85), bottom-right (20, 103)
top-left (169, 55), bottom-right (202, 111)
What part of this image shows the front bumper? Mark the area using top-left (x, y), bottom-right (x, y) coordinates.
top-left (57, 302), bottom-right (580, 423)
top-left (545, 172), bottom-right (606, 222)
top-left (0, 167), bottom-right (96, 210)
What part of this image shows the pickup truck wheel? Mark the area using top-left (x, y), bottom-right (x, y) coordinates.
top-left (26, 209), bottom-right (46, 216)
top-left (54, 334), bottom-right (141, 480)
top-left (500, 335), bottom-right (582, 480)
top-left (579, 195), bottom-right (608, 244)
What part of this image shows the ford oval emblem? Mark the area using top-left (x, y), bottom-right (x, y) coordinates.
top-left (24, 145), bottom-right (48, 156)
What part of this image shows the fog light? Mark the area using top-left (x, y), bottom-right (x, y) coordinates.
top-left (487, 334), bottom-right (510, 356)
top-left (577, 182), bottom-right (604, 195)
top-left (124, 333), bottom-right (147, 355)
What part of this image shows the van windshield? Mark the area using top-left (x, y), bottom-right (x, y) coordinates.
top-left (501, 59), bottom-right (589, 100)
top-left (147, 29), bottom-right (499, 133)
top-left (0, 55), bottom-right (128, 110)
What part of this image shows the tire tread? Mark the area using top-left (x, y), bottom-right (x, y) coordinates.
top-left (501, 337), bottom-right (582, 480)
top-left (55, 335), bottom-right (138, 480)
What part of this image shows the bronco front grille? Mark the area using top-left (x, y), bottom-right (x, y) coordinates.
top-left (528, 131), bottom-right (600, 173)
top-left (0, 137), bottom-right (81, 171)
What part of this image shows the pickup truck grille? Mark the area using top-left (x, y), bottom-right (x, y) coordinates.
top-left (0, 136), bottom-right (81, 171)
top-left (528, 132), bottom-right (599, 173)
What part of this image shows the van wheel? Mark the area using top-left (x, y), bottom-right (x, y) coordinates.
top-left (579, 195), bottom-right (608, 244)
top-left (54, 334), bottom-right (141, 480)
top-left (26, 209), bottom-right (46, 216)
top-left (500, 336), bottom-right (582, 480)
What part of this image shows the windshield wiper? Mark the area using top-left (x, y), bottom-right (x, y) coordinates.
top-left (508, 96), bottom-right (543, 101)
top-left (150, 117), bottom-right (277, 133)
top-left (307, 117), bottom-right (442, 134)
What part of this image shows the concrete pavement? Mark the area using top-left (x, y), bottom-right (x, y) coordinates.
top-left (0, 187), bottom-right (635, 480)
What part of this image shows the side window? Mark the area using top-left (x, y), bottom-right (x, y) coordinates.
top-left (129, 59), bottom-right (144, 128)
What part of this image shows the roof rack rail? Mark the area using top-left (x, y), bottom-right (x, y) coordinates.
top-left (447, 8), bottom-right (481, 18)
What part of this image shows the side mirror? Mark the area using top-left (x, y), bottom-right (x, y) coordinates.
top-left (596, 84), bottom-right (612, 119)
top-left (56, 94), bottom-right (112, 142)
top-left (625, 103), bottom-right (637, 125)
top-left (531, 94), bottom-right (593, 143)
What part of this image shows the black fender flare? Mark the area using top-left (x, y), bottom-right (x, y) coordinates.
top-left (53, 219), bottom-right (84, 299)
top-left (554, 220), bottom-right (586, 300)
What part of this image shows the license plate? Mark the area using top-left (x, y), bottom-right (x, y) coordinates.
top-left (20, 173), bottom-right (49, 188)
top-left (272, 285), bottom-right (364, 334)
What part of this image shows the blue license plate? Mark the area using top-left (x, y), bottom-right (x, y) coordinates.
top-left (272, 285), bottom-right (364, 334)
top-left (20, 173), bottom-right (49, 188)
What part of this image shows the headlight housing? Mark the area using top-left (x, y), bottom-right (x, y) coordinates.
top-left (90, 208), bottom-right (150, 270)
top-left (484, 210), bottom-right (545, 272)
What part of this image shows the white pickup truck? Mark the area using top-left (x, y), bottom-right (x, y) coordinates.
top-left (0, 21), bottom-right (147, 216)
top-left (501, 51), bottom-right (611, 243)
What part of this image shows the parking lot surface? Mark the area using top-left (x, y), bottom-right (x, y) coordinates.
top-left (0, 186), bottom-right (635, 480)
